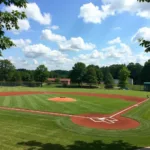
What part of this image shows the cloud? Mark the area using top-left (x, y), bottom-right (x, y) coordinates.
top-left (78, 3), bottom-right (112, 24)
top-left (4, 3), bottom-right (51, 25)
top-left (79, 1), bottom-right (150, 24)
top-left (59, 37), bottom-right (96, 51)
top-left (12, 39), bottom-right (32, 48)
top-left (102, 43), bottom-right (132, 59)
top-left (132, 27), bottom-right (150, 42)
top-left (13, 19), bottom-right (30, 33)
top-left (41, 30), bottom-right (96, 51)
top-left (51, 25), bottom-right (59, 30)
top-left (41, 29), bottom-right (66, 43)
top-left (23, 44), bottom-right (50, 58)
top-left (72, 50), bottom-right (104, 66)
top-left (108, 37), bottom-right (121, 45)
top-left (33, 59), bottom-right (38, 65)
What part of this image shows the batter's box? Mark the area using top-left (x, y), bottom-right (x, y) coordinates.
top-left (90, 117), bottom-right (118, 124)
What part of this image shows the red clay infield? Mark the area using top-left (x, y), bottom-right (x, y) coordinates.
top-left (48, 97), bottom-right (76, 102)
top-left (0, 91), bottom-right (147, 130)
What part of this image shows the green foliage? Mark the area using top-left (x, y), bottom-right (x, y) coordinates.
top-left (21, 72), bottom-right (31, 81)
top-left (127, 63), bottom-right (143, 84)
top-left (0, 59), bottom-right (15, 81)
top-left (0, 0), bottom-right (27, 55)
top-left (104, 70), bottom-right (114, 89)
top-left (70, 62), bottom-right (86, 85)
top-left (87, 65), bottom-right (103, 84)
top-left (55, 78), bottom-right (60, 83)
top-left (85, 67), bottom-right (97, 86)
top-left (141, 59), bottom-right (150, 82)
top-left (9, 71), bottom-right (22, 82)
top-left (34, 65), bottom-right (49, 83)
top-left (109, 64), bottom-right (125, 79)
top-left (119, 66), bottom-right (130, 88)
top-left (49, 70), bottom-right (69, 78)
top-left (139, 39), bottom-right (150, 52)
top-left (138, 0), bottom-right (150, 2)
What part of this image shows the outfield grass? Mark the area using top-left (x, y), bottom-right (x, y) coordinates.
top-left (0, 94), bottom-right (134, 115)
top-left (0, 86), bottom-right (149, 97)
top-left (0, 87), bottom-right (150, 149)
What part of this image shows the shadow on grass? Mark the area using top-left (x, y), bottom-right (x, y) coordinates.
top-left (17, 140), bottom-right (141, 150)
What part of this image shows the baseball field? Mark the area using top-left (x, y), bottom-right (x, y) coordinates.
top-left (0, 87), bottom-right (150, 150)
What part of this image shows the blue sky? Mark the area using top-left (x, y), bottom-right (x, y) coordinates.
top-left (1, 0), bottom-right (150, 70)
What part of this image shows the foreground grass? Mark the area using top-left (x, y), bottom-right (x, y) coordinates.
top-left (0, 105), bottom-right (150, 150)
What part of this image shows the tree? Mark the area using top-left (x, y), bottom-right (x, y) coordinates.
top-left (0, 0), bottom-right (27, 56)
top-left (141, 59), bottom-right (150, 83)
top-left (127, 63), bottom-right (143, 84)
top-left (104, 69), bottom-right (114, 89)
top-left (118, 66), bottom-right (130, 88)
top-left (137, 0), bottom-right (150, 52)
top-left (139, 39), bottom-right (150, 52)
top-left (0, 59), bottom-right (15, 81)
top-left (84, 67), bottom-right (97, 87)
top-left (109, 64), bottom-right (125, 79)
top-left (10, 71), bottom-right (22, 82)
top-left (34, 65), bottom-right (49, 83)
top-left (70, 62), bottom-right (86, 86)
top-left (138, 0), bottom-right (150, 2)
top-left (87, 65), bottom-right (103, 84)
top-left (21, 72), bottom-right (31, 81)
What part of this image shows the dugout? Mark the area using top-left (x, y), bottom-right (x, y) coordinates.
top-left (144, 82), bottom-right (150, 91)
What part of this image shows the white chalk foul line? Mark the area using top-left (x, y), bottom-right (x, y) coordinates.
top-left (110, 98), bottom-right (149, 118)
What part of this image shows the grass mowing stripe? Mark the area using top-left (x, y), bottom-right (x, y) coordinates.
top-left (1, 96), bottom-right (11, 106)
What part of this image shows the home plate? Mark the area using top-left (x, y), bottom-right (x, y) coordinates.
top-left (90, 117), bottom-right (118, 124)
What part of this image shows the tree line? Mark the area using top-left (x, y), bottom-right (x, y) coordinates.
top-left (0, 59), bottom-right (149, 88)
top-left (69, 60), bottom-right (150, 87)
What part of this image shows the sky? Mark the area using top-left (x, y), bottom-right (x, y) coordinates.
top-left (1, 0), bottom-right (150, 70)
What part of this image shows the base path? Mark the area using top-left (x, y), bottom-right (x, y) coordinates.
top-left (0, 91), bottom-right (148, 130)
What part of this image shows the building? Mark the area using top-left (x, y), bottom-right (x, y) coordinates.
top-left (114, 78), bottom-right (133, 85)
top-left (47, 78), bottom-right (71, 85)
top-left (144, 82), bottom-right (150, 91)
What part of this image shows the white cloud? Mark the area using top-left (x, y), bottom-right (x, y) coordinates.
top-left (132, 27), bottom-right (150, 42)
top-left (59, 37), bottom-right (96, 51)
top-left (79, 1), bottom-right (150, 24)
top-left (41, 29), bottom-right (66, 43)
top-left (41, 30), bottom-right (96, 51)
top-left (108, 37), bottom-right (121, 45)
top-left (4, 3), bottom-right (51, 25)
top-left (102, 43), bottom-right (132, 59)
top-left (33, 59), bottom-right (38, 65)
top-left (78, 3), bottom-right (111, 24)
top-left (23, 44), bottom-right (50, 58)
top-left (51, 25), bottom-right (59, 30)
top-left (73, 50), bottom-right (104, 66)
top-left (12, 39), bottom-right (32, 48)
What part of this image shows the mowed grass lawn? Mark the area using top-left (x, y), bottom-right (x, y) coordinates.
top-left (0, 87), bottom-right (150, 150)
top-left (0, 93), bottom-right (134, 115)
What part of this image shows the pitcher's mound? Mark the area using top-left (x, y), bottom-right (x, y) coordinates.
top-left (48, 97), bottom-right (76, 102)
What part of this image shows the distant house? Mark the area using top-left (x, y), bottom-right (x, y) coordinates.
top-left (47, 78), bottom-right (71, 85)
top-left (114, 78), bottom-right (133, 85)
